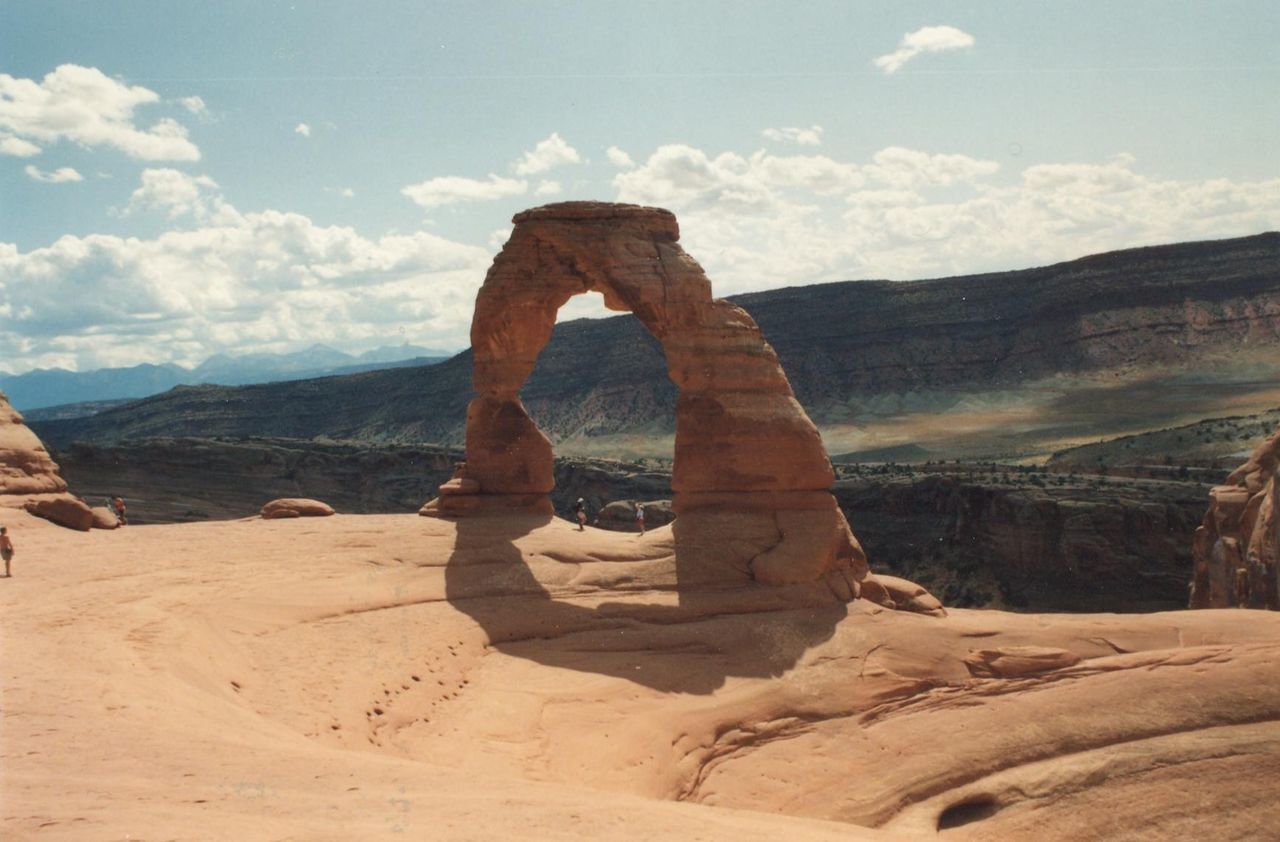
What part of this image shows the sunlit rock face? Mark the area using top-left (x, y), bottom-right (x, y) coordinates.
top-left (0, 390), bottom-right (93, 530)
top-left (1190, 425), bottom-right (1280, 610)
top-left (423, 201), bottom-right (936, 608)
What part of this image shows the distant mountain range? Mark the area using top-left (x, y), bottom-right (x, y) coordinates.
top-left (1, 343), bottom-right (454, 411)
top-left (30, 233), bottom-right (1280, 461)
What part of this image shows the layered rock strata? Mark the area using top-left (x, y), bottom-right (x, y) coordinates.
top-left (0, 390), bottom-right (94, 530)
top-left (423, 202), bottom-right (918, 601)
top-left (1189, 425), bottom-right (1280, 609)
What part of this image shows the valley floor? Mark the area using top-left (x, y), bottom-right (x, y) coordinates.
top-left (2, 513), bottom-right (1278, 840)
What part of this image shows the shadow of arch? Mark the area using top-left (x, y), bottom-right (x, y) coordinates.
top-left (443, 513), bottom-right (850, 695)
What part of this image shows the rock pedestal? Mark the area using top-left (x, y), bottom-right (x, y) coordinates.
top-left (423, 202), bottom-right (936, 607)
top-left (1190, 426), bottom-right (1280, 610)
top-left (0, 390), bottom-right (95, 530)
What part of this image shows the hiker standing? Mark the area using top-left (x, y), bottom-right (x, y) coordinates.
top-left (635, 502), bottom-right (646, 535)
top-left (112, 496), bottom-right (128, 526)
top-left (1, 526), bottom-right (14, 578)
top-left (573, 498), bottom-right (587, 531)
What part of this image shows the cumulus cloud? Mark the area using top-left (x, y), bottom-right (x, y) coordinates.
top-left (0, 133), bottom-right (41, 157)
top-left (613, 144), bottom-right (866, 212)
top-left (401, 174), bottom-right (527, 208)
top-left (874, 25), bottom-right (975, 74)
top-left (0, 198), bottom-right (491, 373)
top-left (762, 125), bottom-right (823, 146)
top-left (512, 132), bottom-right (581, 175)
top-left (606, 146), bottom-right (635, 168)
top-left (128, 168), bottom-right (221, 219)
top-left (534, 180), bottom-right (561, 196)
top-left (294, 122), bottom-right (311, 137)
top-left (24, 164), bottom-right (83, 183)
top-left (0, 64), bottom-right (200, 160)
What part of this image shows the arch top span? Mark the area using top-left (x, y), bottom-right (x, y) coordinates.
top-left (426, 201), bottom-right (870, 589)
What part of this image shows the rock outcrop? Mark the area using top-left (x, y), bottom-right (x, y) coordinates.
top-left (0, 390), bottom-right (93, 530)
top-left (261, 498), bottom-right (336, 519)
top-left (1189, 425), bottom-right (1280, 609)
top-left (423, 202), bottom-right (930, 607)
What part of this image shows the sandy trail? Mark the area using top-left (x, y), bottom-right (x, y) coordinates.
top-left (3, 512), bottom-right (1278, 840)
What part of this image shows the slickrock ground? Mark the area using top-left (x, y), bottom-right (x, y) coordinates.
top-left (3, 512), bottom-right (1278, 840)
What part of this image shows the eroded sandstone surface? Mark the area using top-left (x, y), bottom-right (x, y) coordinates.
top-left (1190, 424), bottom-right (1280, 609)
top-left (4, 513), bottom-right (1278, 840)
top-left (0, 389), bottom-right (93, 529)
top-left (423, 202), bottom-right (891, 599)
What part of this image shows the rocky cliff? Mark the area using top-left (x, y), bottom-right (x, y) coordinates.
top-left (31, 233), bottom-right (1280, 454)
top-left (834, 469), bottom-right (1208, 613)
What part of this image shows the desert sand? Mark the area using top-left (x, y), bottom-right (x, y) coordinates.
top-left (3, 510), bottom-right (1279, 840)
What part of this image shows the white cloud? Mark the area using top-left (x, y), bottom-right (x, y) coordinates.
top-left (128, 168), bottom-right (221, 219)
top-left (0, 64), bottom-right (200, 160)
top-left (512, 132), bottom-right (580, 175)
top-left (874, 25), bottom-right (975, 74)
top-left (762, 125), bottom-right (823, 146)
top-left (0, 133), bottom-right (41, 157)
top-left (179, 96), bottom-right (208, 118)
top-left (866, 146), bottom-right (999, 188)
top-left (340, 187), bottom-right (354, 198)
top-left (606, 146), bottom-right (635, 168)
top-left (0, 199), bottom-right (491, 373)
top-left (534, 180), bottom-right (561, 196)
top-left (613, 144), bottom-right (865, 212)
top-left (24, 164), bottom-right (83, 183)
top-left (401, 173), bottom-right (527, 208)
top-left (610, 142), bottom-right (1280, 297)
top-left (294, 122), bottom-right (311, 137)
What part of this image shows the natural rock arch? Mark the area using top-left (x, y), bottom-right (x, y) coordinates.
top-left (425, 202), bottom-right (890, 592)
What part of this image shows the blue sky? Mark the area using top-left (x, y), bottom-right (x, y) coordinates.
top-left (2, 1), bottom-right (1278, 374)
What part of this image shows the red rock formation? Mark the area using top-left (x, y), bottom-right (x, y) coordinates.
top-left (424, 202), bottom-right (936, 609)
top-left (0, 390), bottom-right (94, 530)
top-left (261, 498), bottom-right (336, 519)
top-left (1190, 425), bottom-right (1280, 609)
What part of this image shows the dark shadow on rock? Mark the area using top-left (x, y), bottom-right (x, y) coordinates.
top-left (443, 514), bottom-right (849, 695)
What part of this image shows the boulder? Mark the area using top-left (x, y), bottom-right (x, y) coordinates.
top-left (23, 495), bottom-right (94, 531)
top-left (261, 498), bottom-right (336, 519)
top-left (90, 507), bottom-right (121, 530)
top-left (862, 573), bottom-right (946, 617)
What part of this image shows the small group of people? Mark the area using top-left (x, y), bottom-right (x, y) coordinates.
top-left (572, 498), bottom-right (646, 534)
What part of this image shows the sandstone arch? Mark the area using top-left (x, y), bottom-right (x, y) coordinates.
top-left (425, 202), bottom-right (880, 591)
